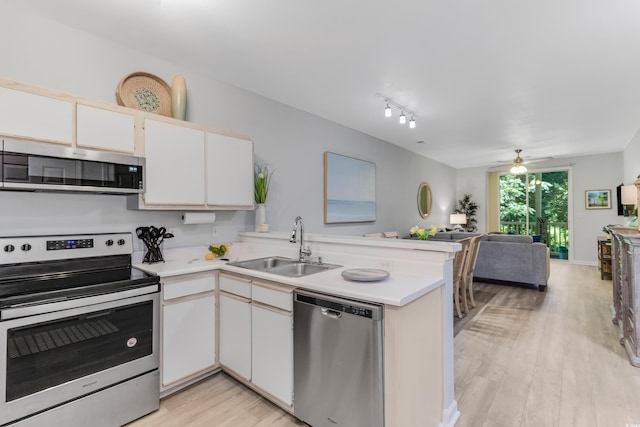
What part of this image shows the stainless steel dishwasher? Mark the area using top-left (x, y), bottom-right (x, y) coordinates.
top-left (294, 289), bottom-right (384, 427)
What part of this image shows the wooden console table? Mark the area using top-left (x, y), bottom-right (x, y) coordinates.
top-left (609, 227), bottom-right (640, 367)
top-left (597, 236), bottom-right (612, 280)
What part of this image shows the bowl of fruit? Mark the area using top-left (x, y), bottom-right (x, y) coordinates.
top-left (205, 243), bottom-right (231, 261)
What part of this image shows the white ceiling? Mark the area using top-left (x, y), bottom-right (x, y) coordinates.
top-left (13, 0), bottom-right (640, 168)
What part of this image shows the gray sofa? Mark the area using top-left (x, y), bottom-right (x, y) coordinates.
top-left (429, 232), bottom-right (550, 291)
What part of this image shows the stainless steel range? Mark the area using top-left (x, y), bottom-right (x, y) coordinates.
top-left (0, 232), bottom-right (160, 427)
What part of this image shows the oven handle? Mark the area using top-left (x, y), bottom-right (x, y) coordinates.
top-left (84, 309), bottom-right (113, 319)
top-left (0, 284), bottom-right (159, 321)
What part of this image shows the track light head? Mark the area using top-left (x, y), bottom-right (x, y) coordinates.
top-left (409, 116), bottom-right (416, 128)
top-left (399, 111), bottom-right (406, 124)
top-left (384, 103), bottom-right (391, 117)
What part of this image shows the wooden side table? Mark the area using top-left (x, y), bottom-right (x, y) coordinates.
top-left (598, 236), bottom-right (612, 280)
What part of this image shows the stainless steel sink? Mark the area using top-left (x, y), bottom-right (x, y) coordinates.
top-left (268, 262), bottom-right (339, 277)
top-left (228, 256), bottom-right (294, 271)
top-left (227, 256), bottom-right (341, 277)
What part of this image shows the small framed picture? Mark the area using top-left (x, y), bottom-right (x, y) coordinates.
top-left (585, 189), bottom-right (611, 209)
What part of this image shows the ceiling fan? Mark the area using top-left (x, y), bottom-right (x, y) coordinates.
top-left (488, 149), bottom-right (553, 173)
top-left (510, 149), bottom-right (527, 174)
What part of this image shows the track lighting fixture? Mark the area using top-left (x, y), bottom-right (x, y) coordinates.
top-left (384, 103), bottom-right (391, 117)
top-left (375, 93), bottom-right (417, 129)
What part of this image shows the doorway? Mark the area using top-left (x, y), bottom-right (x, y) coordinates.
top-left (498, 170), bottom-right (569, 259)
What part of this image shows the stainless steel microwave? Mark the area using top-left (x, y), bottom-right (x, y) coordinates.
top-left (0, 138), bottom-right (144, 194)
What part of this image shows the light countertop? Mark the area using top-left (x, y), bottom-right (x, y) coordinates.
top-left (134, 251), bottom-right (444, 306)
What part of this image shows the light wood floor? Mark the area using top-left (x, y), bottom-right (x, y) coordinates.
top-left (127, 373), bottom-right (301, 427)
top-left (129, 261), bottom-right (640, 427)
top-left (456, 261), bottom-right (640, 427)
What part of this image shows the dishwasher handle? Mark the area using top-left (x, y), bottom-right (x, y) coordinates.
top-left (294, 290), bottom-right (383, 321)
top-left (321, 307), bottom-right (342, 319)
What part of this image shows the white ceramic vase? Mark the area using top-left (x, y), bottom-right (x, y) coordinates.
top-left (171, 74), bottom-right (187, 120)
top-left (255, 203), bottom-right (267, 232)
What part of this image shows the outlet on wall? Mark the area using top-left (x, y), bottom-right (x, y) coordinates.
top-left (379, 260), bottom-right (394, 271)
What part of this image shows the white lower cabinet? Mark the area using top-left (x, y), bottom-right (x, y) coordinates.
top-left (219, 273), bottom-right (294, 409)
top-left (161, 272), bottom-right (217, 391)
top-left (219, 292), bottom-right (252, 380)
top-left (251, 302), bottom-right (293, 406)
top-left (162, 295), bottom-right (216, 386)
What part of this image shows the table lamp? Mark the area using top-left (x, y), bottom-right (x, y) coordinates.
top-left (450, 213), bottom-right (467, 231)
top-left (622, 185), bottom-right (636, 217)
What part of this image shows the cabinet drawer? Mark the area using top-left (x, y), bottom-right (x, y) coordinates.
top-left (219, 274), bottom-right (252, 299)
top-left (163, 273), bottom-right (216, 300)
top-left (252, 281), bottom-right (294, 311)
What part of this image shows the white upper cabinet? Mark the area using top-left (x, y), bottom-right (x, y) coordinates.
top-left (76, 104), bottom-right (135, 153)
top-left (0, 86), bottom-right (73, 144)
top-left (131, 121), bottom-right (254, 210)
top-left (0, 79), bottom-right (254, 211)
top-left (143, 118), bottom-right (205, 206)
top-left (206, 132), bottom-right (254, 208)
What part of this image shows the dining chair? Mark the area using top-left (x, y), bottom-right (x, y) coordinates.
top-left (461, 234), bottom-right (484, 312)
top-left (453, 237), bottom-right (472, 318)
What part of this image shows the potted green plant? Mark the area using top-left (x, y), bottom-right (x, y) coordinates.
top-left (455, 194), bottom-right (478, 232)
top-left (254, 163), bottom-right (273, 231)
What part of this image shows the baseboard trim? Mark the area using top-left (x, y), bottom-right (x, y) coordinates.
top-left (442, 399), bottom-right (461, 427)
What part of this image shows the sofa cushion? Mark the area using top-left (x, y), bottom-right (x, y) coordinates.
top-left (486, 234), bottom-right (533, 244)
top-left (451, 232), bottom-right (479, 240)
top-left (429, 231), bottom-right (479, 241)
top-left (428, 233), bottom-right (455, 240)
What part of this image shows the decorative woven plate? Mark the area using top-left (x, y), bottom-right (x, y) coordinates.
top-left (341, 268), bottom-right (390, 282)
top-left (116, 72), bottom-right (172, 116)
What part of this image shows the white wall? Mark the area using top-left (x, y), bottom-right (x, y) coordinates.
top-left (624, 128), bottom-right (640, 184)
top-left (0, 3), bottom-right (456, 252)
top-left (456, 152), bottom-right (624, 265)
top-left (455, 168), bottom-right (487, 233)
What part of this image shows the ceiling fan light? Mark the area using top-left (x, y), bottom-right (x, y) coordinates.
top-left (384, 104), bottom-right (392, 117)
top-left (509, 148), bottom-right (527, 174)
top-left (510, 164), bottom-right (527, 174)
top-left (399, 111), bottom-right (406, 124)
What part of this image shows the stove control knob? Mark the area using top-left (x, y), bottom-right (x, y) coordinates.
top-left (105, 239), bottom-right (114, 246)
top-left (117, 239), bottom-right (126, 246)
top-left (21, 244), bottom-right (32, 252)
top-left (4, 244), bottom-right (15, 253)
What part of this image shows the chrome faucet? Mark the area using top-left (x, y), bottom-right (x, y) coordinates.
top-left (290, 216), bottom-right (312, 262)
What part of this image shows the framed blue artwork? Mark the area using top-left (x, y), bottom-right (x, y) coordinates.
top-left (324, 152), bottom-right (376, 223)
top-left (585, 189), bottom-right (611, 209)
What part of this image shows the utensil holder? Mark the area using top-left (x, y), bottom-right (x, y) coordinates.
top-left (143, 241), bottom-right (164, 263)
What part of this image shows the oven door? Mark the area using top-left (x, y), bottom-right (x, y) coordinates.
top-left (0, 290), bottom-right (159, 425)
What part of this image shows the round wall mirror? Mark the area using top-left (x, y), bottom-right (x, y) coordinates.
top-left (417, 182), bottom-right (433, 218)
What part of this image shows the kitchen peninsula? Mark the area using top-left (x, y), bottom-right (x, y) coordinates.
top-left (136, 232), bottom-right (461, 427)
